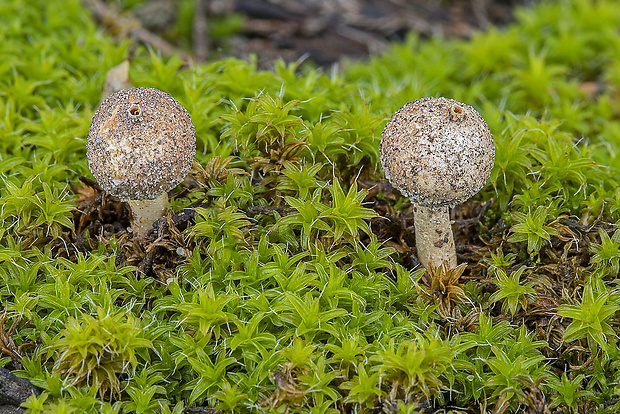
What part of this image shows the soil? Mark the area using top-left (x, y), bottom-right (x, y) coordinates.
top-left (130, 0), bottom-right (535, 67)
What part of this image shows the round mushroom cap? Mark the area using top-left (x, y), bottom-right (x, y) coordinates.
top-left (380, 97), bottom-right (494, 208)
top-left (87, 87), bottom-right (196, 202)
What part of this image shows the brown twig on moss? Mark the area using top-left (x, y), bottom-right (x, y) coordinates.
top-left (0, 313), bottom-right (35, 370)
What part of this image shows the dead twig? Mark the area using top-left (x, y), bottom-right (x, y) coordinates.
top-left (83, 0), bottom-right (194, 63)
top-left (0, 313), bottom-right (32, 370)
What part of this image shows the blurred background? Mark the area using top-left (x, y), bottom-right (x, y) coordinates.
top-left (89, 0), bottom-right (533, 67)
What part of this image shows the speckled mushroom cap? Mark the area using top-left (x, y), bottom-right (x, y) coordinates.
top-left (380, 97), bottom-right (494, 208)
top-left (87, 87), bottom-right (196, 202)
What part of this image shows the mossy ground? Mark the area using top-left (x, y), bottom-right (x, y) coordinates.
top-left (2, 0), bottom-right (620, 413)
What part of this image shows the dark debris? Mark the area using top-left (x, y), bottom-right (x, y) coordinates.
top-left (0, 367), bottom-right (39, 409)
top-left (109, 0), bottom-right (533, 67)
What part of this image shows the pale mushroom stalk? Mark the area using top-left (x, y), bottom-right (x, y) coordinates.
top-left (128, 193), bottom-right (169, 238)
top-left (413, 205), bottom-right (456, 269)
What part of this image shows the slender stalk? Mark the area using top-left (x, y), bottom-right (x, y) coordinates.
top-left (413, 204), bottom-right (457, 269)
top-left (128, 192), bottom-right (168, 238)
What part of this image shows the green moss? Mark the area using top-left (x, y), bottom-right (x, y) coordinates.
top-left (3, 0), bottom-right (620, 412)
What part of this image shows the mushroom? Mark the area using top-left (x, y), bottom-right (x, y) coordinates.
top-left (380, 97), bottom-right (494, 268)
top-left (86, 87), bottom-right (196, 238)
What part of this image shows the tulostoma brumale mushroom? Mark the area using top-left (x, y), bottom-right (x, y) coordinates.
top-left (380, 97), bottom-right (495, 269)
top-left (87, 87), bottom-right (196, 238)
